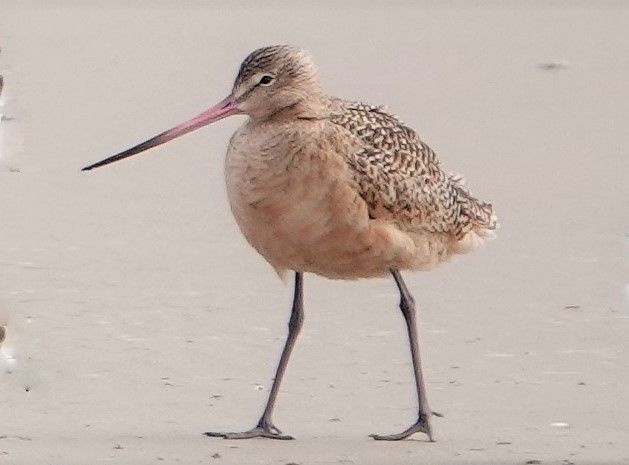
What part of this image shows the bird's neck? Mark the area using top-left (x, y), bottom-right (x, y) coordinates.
top-left (256, 94), bottom-right (332, 124)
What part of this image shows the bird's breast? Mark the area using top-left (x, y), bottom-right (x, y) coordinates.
top-left (223, 123), bottom-right (376, 277)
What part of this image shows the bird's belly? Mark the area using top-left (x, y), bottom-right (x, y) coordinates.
top-left (227, 170), bottom-right (373, 278)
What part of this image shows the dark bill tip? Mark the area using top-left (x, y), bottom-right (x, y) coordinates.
top-left (81, 94), bottom-right (240, 172)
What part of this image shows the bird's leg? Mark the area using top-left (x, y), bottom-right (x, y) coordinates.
top-left (205, 272), bottom-right (304, 440)
top-left (370, 269), bottom-right (437, 442)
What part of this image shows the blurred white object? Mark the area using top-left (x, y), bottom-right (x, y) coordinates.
top-left (0, 75), bottom-right (5, 121)
top-left (0, 327), bottom-right (18, 373)
top-left (0, 74), bottom-right (25, 168)
top-left (0, 74), bottom-right (6, 121)
top-left (550, 422), bottom-right (570, 428)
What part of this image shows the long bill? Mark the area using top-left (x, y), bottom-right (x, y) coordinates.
top-left (82, 94), bottom-right (241, 171)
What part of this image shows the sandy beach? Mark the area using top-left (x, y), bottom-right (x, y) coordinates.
top-left (1, 1), bottom-right (628, 464)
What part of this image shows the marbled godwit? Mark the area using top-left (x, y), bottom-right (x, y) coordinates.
top-left (83, 45), bottom-right (497, 441)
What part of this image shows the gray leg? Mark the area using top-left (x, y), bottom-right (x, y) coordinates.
top-left (205, 272), bottom-right (304, 440)
top-left (370, 269), bottom-right (437, 441)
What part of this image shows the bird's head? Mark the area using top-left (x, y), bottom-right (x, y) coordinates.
top-left (82, 45), bottom-right (322, 171)
top-left (231, 45), bottom-right (322, 119)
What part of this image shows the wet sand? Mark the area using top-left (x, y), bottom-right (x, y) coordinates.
top-left (1, 1), bottom-right (628, 464)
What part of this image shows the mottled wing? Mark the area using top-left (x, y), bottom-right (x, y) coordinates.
top-left (330, 100), bottom-right (495, 239)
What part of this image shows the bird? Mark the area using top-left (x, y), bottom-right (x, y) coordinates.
top-left (83, 45), bottom-right (497, 441)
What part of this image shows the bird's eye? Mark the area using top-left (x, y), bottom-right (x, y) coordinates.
top-left (259, 74), bottom-right (274, 86)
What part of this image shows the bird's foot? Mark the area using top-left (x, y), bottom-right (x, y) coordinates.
top-left (204, 422), bottom-right (294, 440)
top-left (369, 413), bottom-right (436, 442)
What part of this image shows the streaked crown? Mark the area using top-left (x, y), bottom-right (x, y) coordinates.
top-left (231, 45), bottom-right (324, 119)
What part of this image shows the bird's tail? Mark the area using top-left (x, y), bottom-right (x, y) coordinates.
top-left (448, 173), bottom-right (498, 254)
